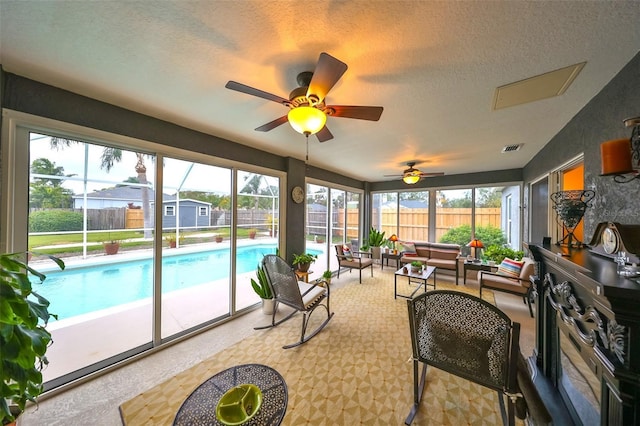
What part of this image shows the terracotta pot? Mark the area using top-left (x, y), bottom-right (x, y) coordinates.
top-left (215, 236), bottom-right (223, 243)
top-left (104, 242), bottom-right (120, 255)
top-left (297, 262), bottom-right (311, 272)
top-left (249, 231), bottom-right (256, 239)
top-left (169, 241), bottom-right (177, 248)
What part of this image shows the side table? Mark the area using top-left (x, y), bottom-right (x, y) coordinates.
top-left (381, 252), bottom-right (402, 270)
top-left (463, 261), bottom-right (497, 284)
top-left (173, 363), bottom-right (288, 426)
top-left (295, 270), bottom-right (313, 282)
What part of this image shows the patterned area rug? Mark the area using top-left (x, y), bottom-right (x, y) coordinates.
top-left (119, 270), bottom-right (522, 425)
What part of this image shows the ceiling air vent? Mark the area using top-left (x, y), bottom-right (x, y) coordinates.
top-left (502, 144), bottom-right (522, 153)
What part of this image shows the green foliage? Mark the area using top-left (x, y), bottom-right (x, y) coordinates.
top-left (1, 252), bottom-right (65, 424)
top-left (483, 245), bottom-right (524, 263)
top-left (292, 253), bottom-right (317, 265)
top-left (410, 260), bottom-right (423, 268)
top-left (250, 264), bottom-right (272, 299)
top-left (439, 224), bottom-right (507, 249)
top-left (28, 210), bottom-right (83, 232)
top-left (367, 227), bottom-right (386, 247)
top-left (322, 270), bottom-right (332, 279)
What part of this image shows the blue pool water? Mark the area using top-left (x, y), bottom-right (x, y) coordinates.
top-left (35, 245), bottom-right (316, 320)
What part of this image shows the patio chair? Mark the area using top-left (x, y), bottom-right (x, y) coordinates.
top-left (405, 290), bottom-right (522, 425)
top-left (334, 244), bottom-right (374, 283)
top-left (257, 254), bottom-right (334, 349)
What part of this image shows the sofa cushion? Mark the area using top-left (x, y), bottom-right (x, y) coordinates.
top-left (429, 246), bottom-right (459, 260)
top-left (415, 247), bottom-right (431, 258)
top-left (400, 241), bottom-right (417, 254)
top-left (497, 258), bottom-right (524, 278)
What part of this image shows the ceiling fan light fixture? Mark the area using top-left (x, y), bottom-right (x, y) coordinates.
top-left (402, 172), bottom-right (421, 185)
top-left (288, 106), bottom-right (327, 136)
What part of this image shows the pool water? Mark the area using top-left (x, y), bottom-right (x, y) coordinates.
top-left (35, 245), bottom-right (309, 320)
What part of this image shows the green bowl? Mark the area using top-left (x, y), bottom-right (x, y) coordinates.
top-left (215, 384), bottom-right (262, 425)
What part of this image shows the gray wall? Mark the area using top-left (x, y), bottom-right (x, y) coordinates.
top-left (523, 51), bottom-right (640, 241)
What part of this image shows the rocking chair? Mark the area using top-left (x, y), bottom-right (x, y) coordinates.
top-left (256, 254), bottom-right (334, 349)
top-left (405, 290), bottom-right (522, 425)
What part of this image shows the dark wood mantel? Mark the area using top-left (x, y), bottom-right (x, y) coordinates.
top-left (525, 242), bottom-right (640, 425)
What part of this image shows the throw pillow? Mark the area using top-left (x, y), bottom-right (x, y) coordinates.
top-left (497, 258), bottom-right (524, 278)
top-left (342, 245), bottom-right (353, 261)
top-left (400, 242), bottom-right (417, 254)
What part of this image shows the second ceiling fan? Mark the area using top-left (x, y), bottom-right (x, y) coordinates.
top-left (385, 162), bottom-right (445, 184)
top-left (225, 52), bottom-right (383, 142)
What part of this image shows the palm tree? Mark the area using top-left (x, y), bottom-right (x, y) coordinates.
top-left (50, 138), bottom-right (153, 238)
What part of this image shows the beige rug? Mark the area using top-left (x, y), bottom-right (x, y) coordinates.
top-left (119, 271), bottom-right (523, 425)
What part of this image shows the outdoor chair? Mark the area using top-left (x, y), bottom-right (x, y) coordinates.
top-left (334, 244), bottom-right (374, 283)
top-left (257, 254), bottom-right (334, 349)
top-left (479, 257), bottom-right (536, 317)
top-left (405, 290), bottom-right (522, 425)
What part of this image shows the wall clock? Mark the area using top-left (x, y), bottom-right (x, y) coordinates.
top-left (291, 186), bottom-right (305, 204)
top-left (589, 222), bottom-right (640, 263)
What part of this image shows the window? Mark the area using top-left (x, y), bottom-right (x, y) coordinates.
top-left (3, 112), bottom-right (283, 390)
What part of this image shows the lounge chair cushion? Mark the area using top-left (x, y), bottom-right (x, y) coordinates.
top-left (497, 258), bottom-right (524, 278)
top-left (298, 282), bottom-right (326, 308)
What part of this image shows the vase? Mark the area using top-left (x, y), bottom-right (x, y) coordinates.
top-left (297, 262), bottom-right (311, 272)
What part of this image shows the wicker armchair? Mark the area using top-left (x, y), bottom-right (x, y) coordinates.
top-left (405, 290), bottom-right (521, 425)
top-left (256, 254), bottom-right (334, 349)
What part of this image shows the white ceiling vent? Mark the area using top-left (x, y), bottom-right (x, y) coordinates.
top-left (493, 62), bottom-right (586, 110)
top-left (502, 144), bottom-right (523, 153)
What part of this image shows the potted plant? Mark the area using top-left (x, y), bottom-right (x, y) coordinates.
top-left (248, 229), bottom-right (257, 239)
top-left (292, 253), bottom-right (317, 272)
top-left (410, 260), bottom-right (423, 273)
top-left (103, 239), bottom-right (120, 255)
top-left (367, 227), bottom-right (387, 262)
top-left (1, 252), bottom-right (65, 425)
top-left (164, 234), bottom-right (184, 248)
top-left (250, 264), bottom-right (275, 315)
top-left (215, 235), bottom-right (223, 243)
top-left (321, 270), bottom-right (333, 285)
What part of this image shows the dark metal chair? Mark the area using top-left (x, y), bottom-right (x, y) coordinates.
top-left (405, 290), bottom-right (521, 425)
top-left (257, 254), bottom-right (334, 349)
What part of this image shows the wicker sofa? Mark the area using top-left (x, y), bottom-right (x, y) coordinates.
top-left (399, 242), bottom-right (461, 285)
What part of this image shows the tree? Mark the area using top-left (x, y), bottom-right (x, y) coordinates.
top-left (476, 187), bottom-right (502, 208)
top-left (29, 158), bottom-right (74, 209)
top-left (50, 138), bottom-right (154, 238)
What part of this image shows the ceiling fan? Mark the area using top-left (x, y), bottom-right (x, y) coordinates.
top-left (385, 162), bottom-right (445, 185)
top-left (225, 52), bottom-right (383, 142)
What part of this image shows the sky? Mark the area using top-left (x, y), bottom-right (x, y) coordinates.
top-left (29, 133), bottom-right (277, 196)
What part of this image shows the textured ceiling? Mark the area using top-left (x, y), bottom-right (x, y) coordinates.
top-left (1, 1), bottom-right (639, 183)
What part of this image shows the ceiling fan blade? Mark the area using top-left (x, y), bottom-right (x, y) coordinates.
top-left (383, 174), bottom-right (404, 177)
top-left (255, 115), bottom-right (288, 132)
top-left (316, 126), bottom-right (333, 142)
top-left (418, 172), bottom-right (445, 177)
top-left (326, 105), bottom-right (384, 121)
top-left (307, 53), bottom-right (347, 105)
top-left (225, 81), bottom-right (289, 105)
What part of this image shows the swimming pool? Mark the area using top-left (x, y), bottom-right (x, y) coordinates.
top-left (35, 245), bottom-right (318, 320)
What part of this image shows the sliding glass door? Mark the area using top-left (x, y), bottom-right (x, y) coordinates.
top-left (5, 114), bottom-right (283, 390)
